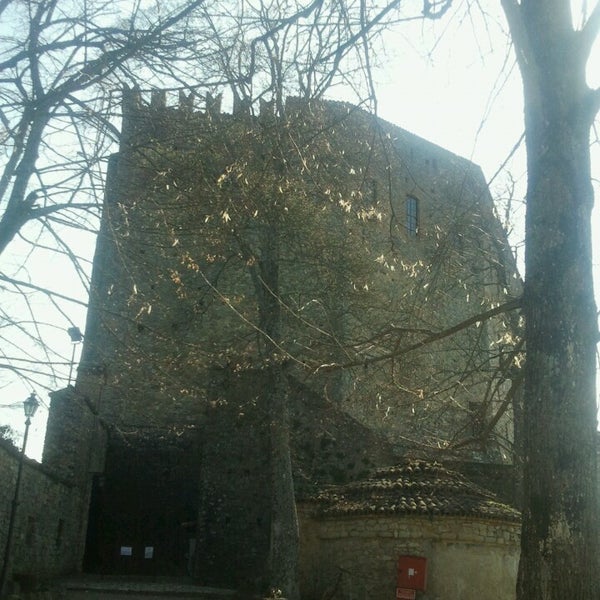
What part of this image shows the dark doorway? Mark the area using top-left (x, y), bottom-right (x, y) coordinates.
top-left (82, 427), bottom-right (200, 576)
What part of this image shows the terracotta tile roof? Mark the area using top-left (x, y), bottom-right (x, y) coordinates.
top-left (310, 459), bottom-right (520, 522)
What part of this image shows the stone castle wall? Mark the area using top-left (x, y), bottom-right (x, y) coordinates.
top-left (0, 448), bottom-right (79, 593)
top-left (76, 91), bottom-right (521, 458)
top-left (192, 367), bottom-right (400, 591)
top-left (0, 388), bottom-right (101, 594)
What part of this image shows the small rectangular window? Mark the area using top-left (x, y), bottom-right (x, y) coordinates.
top-left (56, 518), bottom-right (65, 548)
top-left (406, 196), bottom-right (419, 237)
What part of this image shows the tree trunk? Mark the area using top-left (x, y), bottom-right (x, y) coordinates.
top-left (250, 220), bottom-right (300, 600)
top-left (518, 103), bottom-right (599, 600)
top-left (501, 1), bottom-right (600, 597)
top-left (266, 365), bottom-right (300, 600)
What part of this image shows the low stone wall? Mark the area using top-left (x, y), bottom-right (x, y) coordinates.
top-left (298, 507), bottom-right (520, 600)
top-left (0, 442), bottom-right (84, 595)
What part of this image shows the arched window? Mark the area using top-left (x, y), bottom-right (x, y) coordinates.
top-left (406, 196), bottom-right (419, 237)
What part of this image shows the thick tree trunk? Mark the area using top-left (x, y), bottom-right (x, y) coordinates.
top-left (501, 1), bottom-right (600, 597)
top-left (518, 107), bottom-right (599, 600)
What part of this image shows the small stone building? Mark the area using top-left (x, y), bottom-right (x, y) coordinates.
top-left (299, 460), bottom-right (520, 600)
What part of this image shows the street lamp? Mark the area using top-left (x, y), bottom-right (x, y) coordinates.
top-left (67, 326), bottom-right (83, 387)
top-left (0, 393), bottom-right (40, 599)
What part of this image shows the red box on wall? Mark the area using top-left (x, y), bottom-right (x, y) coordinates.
top-left (397, 555), bottom-right (427, 591)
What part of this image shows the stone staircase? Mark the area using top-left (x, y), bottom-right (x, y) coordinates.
top-left (61, 576), bottom-right (237, 600)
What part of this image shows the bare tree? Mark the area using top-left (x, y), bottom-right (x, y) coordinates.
top-left (0, 0), bottom-right (208, 396)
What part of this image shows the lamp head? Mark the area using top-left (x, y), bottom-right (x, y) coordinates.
top-left (67, 326), bottom-right (83, 343)
top-left (23, 393), bottom-right (39, 419)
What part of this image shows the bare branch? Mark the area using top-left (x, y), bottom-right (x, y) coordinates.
top-left (318, 297), bottom-right (522, 370)
top-left (0, 273), bottom-right (88, 307)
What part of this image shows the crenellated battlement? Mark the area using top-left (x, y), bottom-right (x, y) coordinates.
top-left (120, 86), bottom-right (289, 125)
top-left (120, 87), bottom-right (230, 147)
top-left (120, 86), bottom-right (344, 134)
top-left (122, 86), bottom-right (224, 114)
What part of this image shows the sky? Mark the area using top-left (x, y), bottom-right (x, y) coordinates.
top-left (1, 1), bottom-right (599, 460)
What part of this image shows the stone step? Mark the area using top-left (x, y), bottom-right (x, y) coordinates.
top-left (62, 577), bottom-right (237, 600)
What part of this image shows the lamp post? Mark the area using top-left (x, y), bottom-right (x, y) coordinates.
top-left (0, 393), bottom-right (39, 599)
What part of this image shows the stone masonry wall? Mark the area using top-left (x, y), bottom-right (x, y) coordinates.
top-left (193, 367), bottom-right (399, 592)
top-left (0, 443), bottom-right (82, 594)
top-left (298, 508), bottom-right (520, 600)
top-left (0, 387), bottom-right (102, 595)
top-left (76, 91), bottom-right (521, 462)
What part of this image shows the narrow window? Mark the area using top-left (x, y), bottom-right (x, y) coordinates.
top-left (406, 196), bottom-right (419, 237)
top-left (56, 518), bottom-right (65, 548)
top-left (25, 516), bottom-right (36, 547)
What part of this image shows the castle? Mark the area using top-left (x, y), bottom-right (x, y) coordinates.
top-left (1, 90), bottom-right (522, 600)
top-left (79, 89), bottom-right (521, 450)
